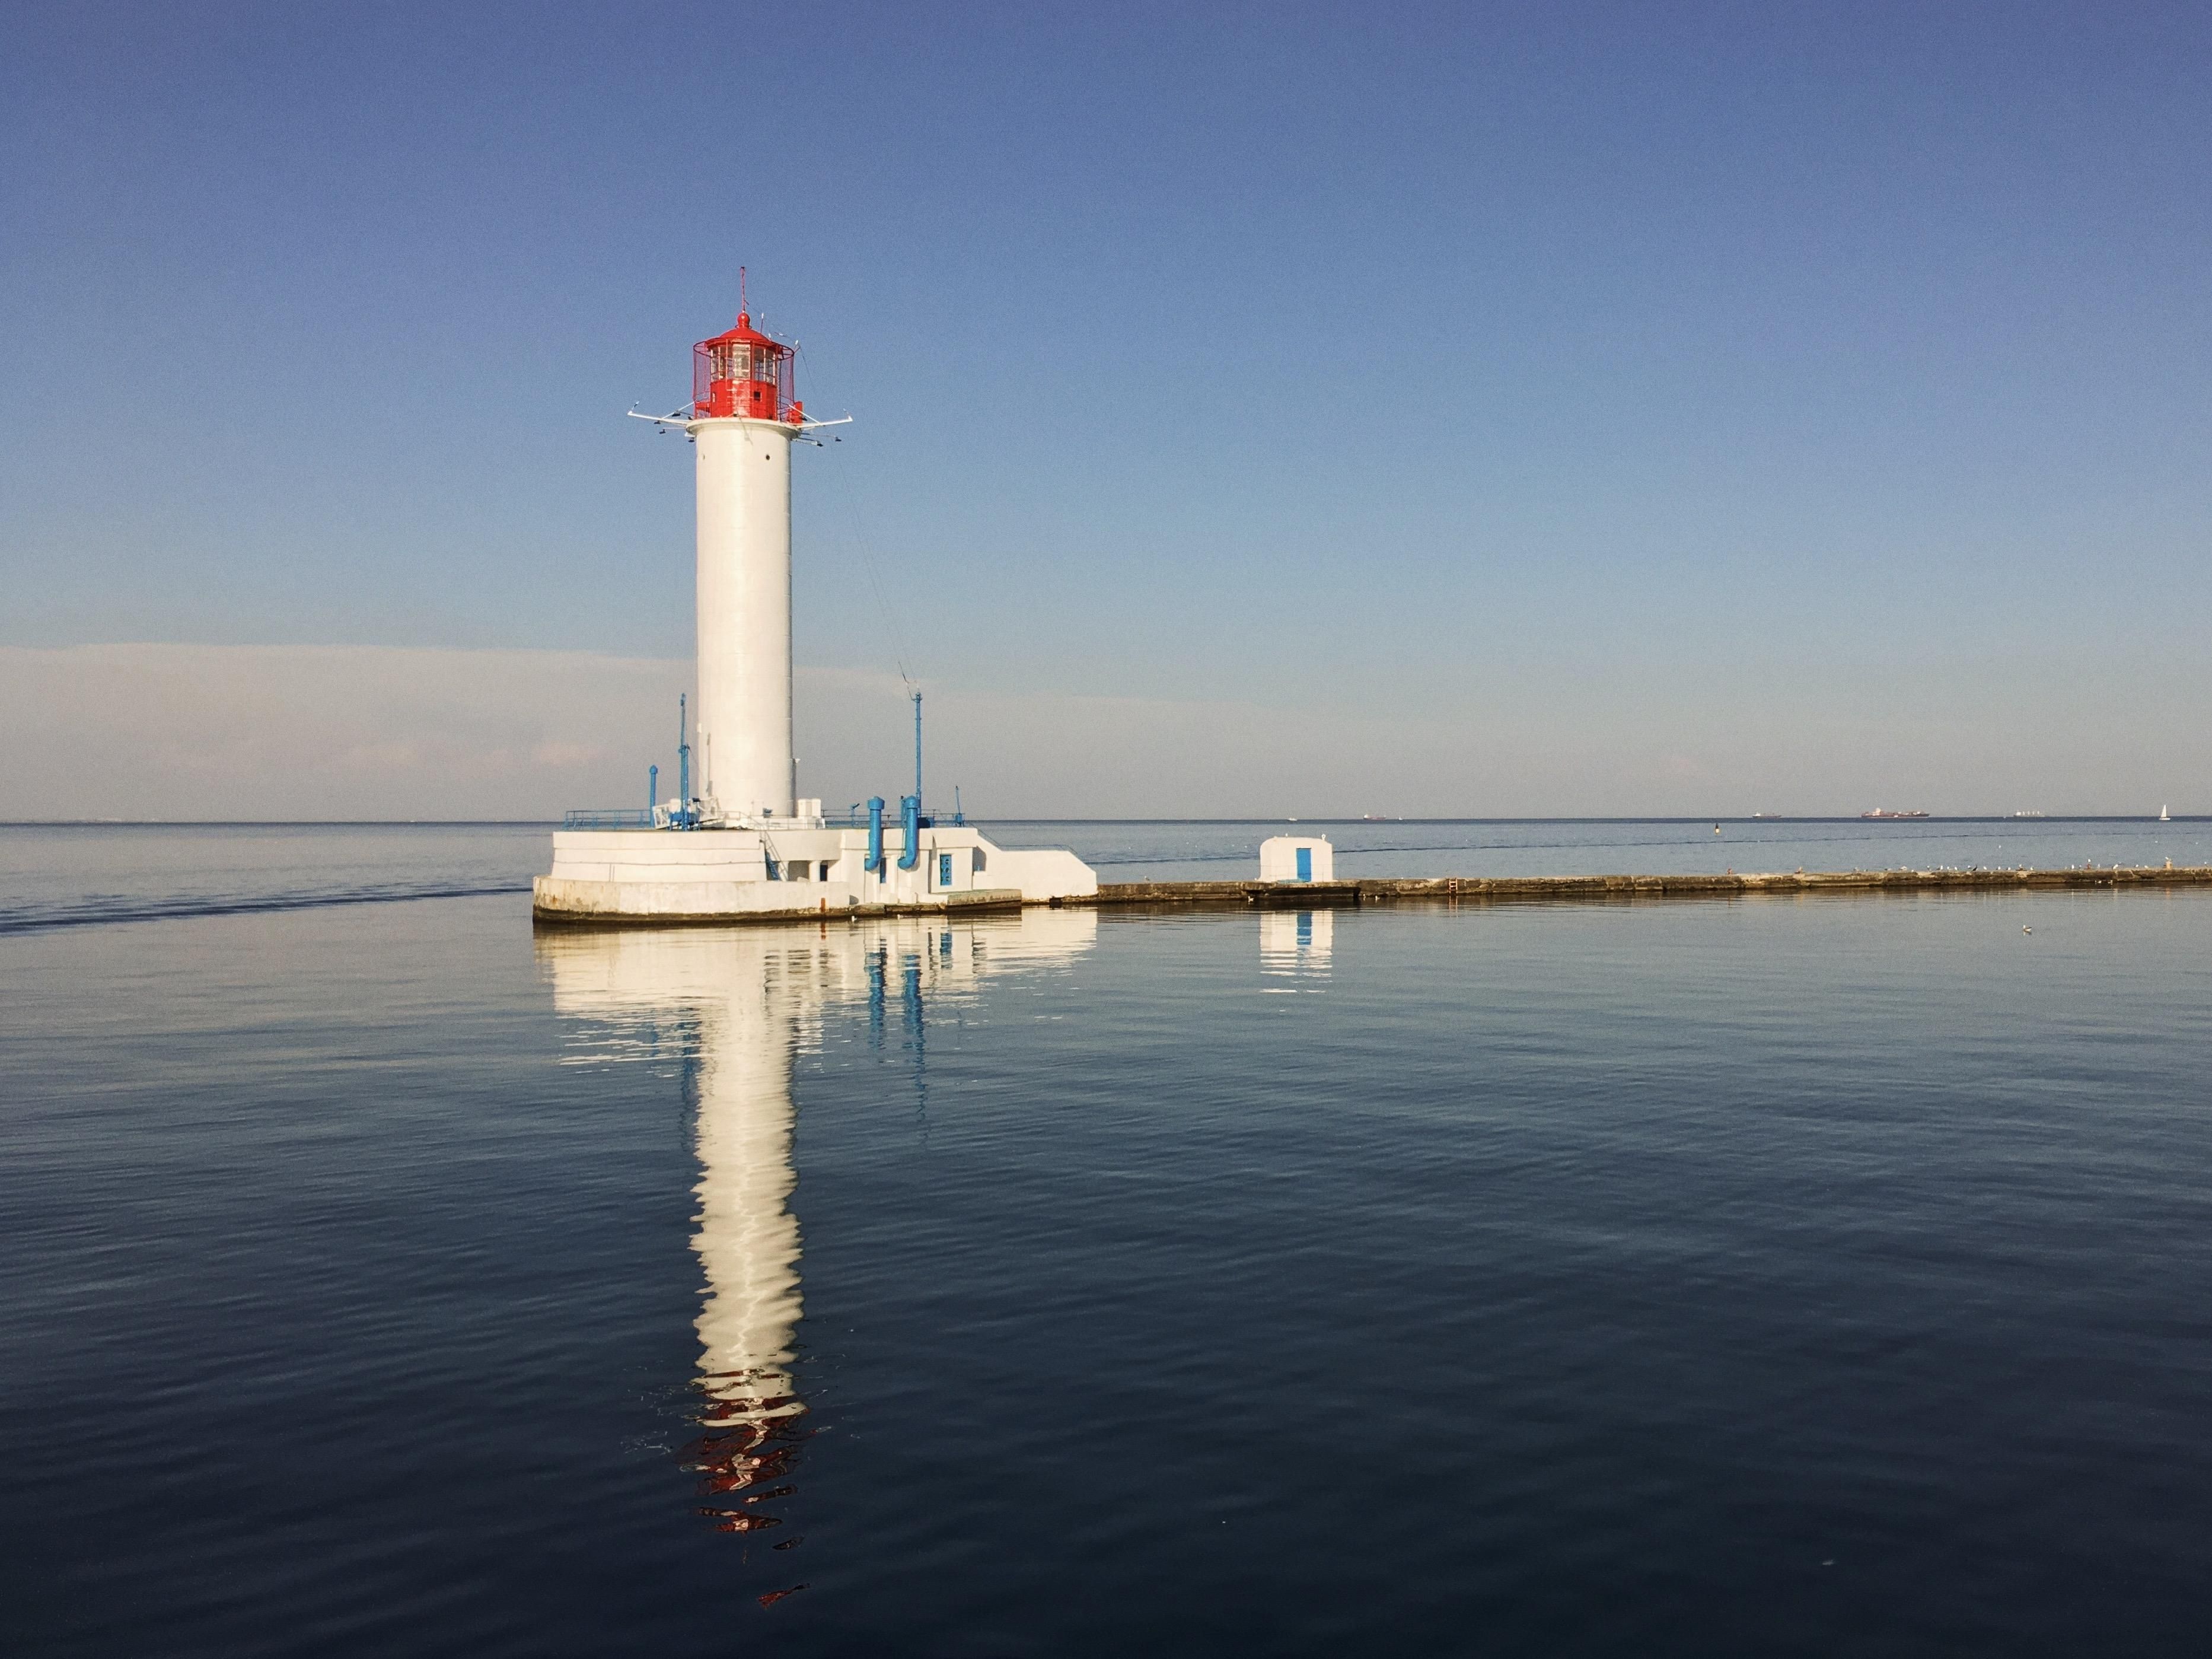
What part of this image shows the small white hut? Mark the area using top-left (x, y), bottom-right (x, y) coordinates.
top-left (1258, 835), bottom-right (1334, 884)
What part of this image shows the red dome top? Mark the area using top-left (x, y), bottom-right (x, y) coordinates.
top-left (701, 310), bottom-right (778, 352)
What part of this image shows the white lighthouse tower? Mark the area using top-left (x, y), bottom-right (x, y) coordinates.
top-left (533, 281), bottom-right (1097, 924)
top-left (690, 297), bottom-right (799, 822)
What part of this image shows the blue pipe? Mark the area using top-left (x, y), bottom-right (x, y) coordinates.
top-left (898, 794), bottom-right (920, 870)
top-left (649, 763), bottom-right (658, 820)
top-left (866, 796), bottom-right (885, 875)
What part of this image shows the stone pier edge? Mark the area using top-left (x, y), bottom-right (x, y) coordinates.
top-left (1074, 865), bottom-right (2212, 909)
top-left (533, 865), bottom-right (2212, 927)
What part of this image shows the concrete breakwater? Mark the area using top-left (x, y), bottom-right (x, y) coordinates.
top-left (1075, 865), bottom-right (2212, 910)
top-left (533, 864), bottom-right (2212, 928)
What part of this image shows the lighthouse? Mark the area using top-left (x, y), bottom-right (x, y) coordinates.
top-left (532, 281), bottom-right (1098, 924)
top-left (690, 301), bottom-right (801, 822)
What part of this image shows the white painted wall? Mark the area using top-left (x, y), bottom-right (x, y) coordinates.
top-left (979, 847), bottom-right (1098, 900)
top-left (693, 417), bottom-right (793, 821)
top-left (541, 824), bottom-right (1098, 917)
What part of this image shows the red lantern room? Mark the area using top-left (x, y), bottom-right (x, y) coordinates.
top-left (693, 302), bottom-right (800, 425)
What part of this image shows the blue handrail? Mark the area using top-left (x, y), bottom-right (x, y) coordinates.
top-left (834, 803), bottom-right (954, 827)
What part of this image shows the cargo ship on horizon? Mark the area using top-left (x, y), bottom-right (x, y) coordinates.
top-left (1860, 808), bottom-right (1930, 820)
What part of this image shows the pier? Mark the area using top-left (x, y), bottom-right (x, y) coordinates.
top-left (534, 864), bottom-right (2212, 927)
top-left (1075, 865), bottom-right (2212, 909)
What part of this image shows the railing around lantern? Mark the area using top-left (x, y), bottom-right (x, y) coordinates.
top-left (563, 804), bottom-right (962, 832)
top-left (691, 338), bottom-right (799, 423)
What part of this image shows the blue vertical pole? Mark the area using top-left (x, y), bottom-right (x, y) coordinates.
top-left (677, 695), bottom-right (691, 829)
top-left (911, 690), bottom-right (923, 810)
top-left (649, 763), bottom-right (658, 820)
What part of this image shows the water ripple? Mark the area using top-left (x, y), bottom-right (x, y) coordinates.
top-left (0, 881), bottom-right (531, 935)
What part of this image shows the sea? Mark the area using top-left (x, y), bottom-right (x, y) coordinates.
top-left (6, 819), bottom-right (2211, 1655)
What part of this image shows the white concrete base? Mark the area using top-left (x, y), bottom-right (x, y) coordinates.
top-left (534, 823), bottom-right (1096, 924)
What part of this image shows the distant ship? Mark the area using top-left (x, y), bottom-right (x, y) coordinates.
top-left (2160, 804), bottom-right (2171, 821)
top-left (1860, 808), bottom-right (1929, 820)
top-left (2012, 811), bottom-right (2045, 819)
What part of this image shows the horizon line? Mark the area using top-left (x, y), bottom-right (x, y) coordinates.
top-left (1, 815), bottom-right (2198, 829)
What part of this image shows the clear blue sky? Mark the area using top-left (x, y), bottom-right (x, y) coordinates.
top-left (4, 2), bottom-right (2208, 816)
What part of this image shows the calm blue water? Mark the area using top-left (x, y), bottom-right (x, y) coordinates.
top-left (7, 825), bottom-right (2212, 1654)
top-left (2, 817), bottom-right (2204, 934)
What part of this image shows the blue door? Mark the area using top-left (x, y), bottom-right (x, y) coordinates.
top-left (938, 852), bottom-right (953, 888)
top-left (1295, 846), bottom-right (1312, 882)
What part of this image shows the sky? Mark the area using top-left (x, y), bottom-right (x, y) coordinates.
top-left (4, 2), bottom-right (2208, 818)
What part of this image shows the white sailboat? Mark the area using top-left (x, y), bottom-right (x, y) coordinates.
top-left (2160, 804), bottom-right (2170, 821)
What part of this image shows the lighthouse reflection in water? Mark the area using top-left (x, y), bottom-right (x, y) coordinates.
top-left (537, 910), bottom-right (1098, 1547)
